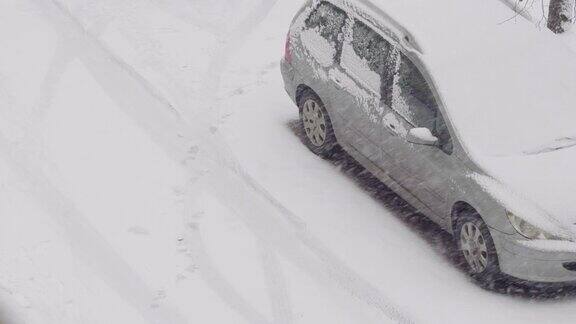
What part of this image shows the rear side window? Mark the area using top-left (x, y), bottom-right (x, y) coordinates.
top-left (350, 20), bottom-right (391, 79)
top-left (304, 2), bottom-right (347, 60)
top-left (341, 20), bottom-right (393, 97)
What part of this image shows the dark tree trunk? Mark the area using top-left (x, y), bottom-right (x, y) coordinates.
top-left (548, 0), bottom-right (574, 34)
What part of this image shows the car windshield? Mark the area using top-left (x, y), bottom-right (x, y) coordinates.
top-left (449, 103), bottom-right (576, 157)
top-left (432, 33), bottom-right (576, 158)
top-left (452, 97), bottom-right (576, 157)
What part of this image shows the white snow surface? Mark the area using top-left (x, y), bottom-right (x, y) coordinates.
top-left (2, 0), bottom-right (576, 323)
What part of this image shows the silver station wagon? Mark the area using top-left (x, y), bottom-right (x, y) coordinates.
top-left (281, 0), bottom-right (576, 286)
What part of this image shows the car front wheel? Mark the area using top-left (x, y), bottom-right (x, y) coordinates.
top-left (456, 210), bottom-right (502, 286)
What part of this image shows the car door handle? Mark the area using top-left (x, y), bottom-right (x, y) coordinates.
top-left (384, 123), bottom-right (398, 135)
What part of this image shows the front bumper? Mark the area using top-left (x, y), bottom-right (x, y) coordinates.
top-left (493, 231), bottom-right (576, 283)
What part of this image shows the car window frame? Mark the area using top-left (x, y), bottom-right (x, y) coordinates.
top-left (392, 51), bottom-right (455, 155)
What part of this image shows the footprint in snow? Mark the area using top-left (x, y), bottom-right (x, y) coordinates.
top-left (127, 226), bottom-right (150, 236)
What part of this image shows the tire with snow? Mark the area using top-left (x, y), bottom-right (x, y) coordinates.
top-left (455, 210), bottom-right (502, 286)
top-left (298, 90), bottom-right (338, 158)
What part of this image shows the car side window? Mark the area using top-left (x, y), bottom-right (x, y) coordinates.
top-left (394, 54), bottom-right (453, 154)
top-left (339, 20), bottom-right (393, 98)
top-left (304, 2), bottom-right (347, 62)
top-left (350, 21), bottom-right (391, 79)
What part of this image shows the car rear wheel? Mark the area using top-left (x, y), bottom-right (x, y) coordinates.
top-left (455, 210), bottom-right (502, 286)
top-left (298, 90), bottom-right (337, 158)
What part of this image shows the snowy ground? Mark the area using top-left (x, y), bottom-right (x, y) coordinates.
top-left (1, 0), bottom-right (576, 323)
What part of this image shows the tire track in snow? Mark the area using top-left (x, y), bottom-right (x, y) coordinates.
top-left (187, 0), bottom-right (414, 322)
top-left (185, 1), bottom-right (301, 322)
top-left (30, 39), bottom-right (74, 128)
top-left (195, 0), bottom-right (282, 125)
top-left (200, 163), bottom-right (413, 324)
top-left (0, 132), bottom-right (188, 324)
top-left (2, 1), bottom-right (191, 323)
top-left (0, 23), bottom-right (188, 322)
top-left (30, 0), bottom-right (414, 322)
top-left (121, 0), bottom-right (414, 321)
top-left (182, 221), bottom-right (272, 324)
top-left (25, 1), bottom-right (276, 322)
top-left (260, 245), bottom-right (293, 324)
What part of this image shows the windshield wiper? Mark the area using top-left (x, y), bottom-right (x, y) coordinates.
top-left (524, 137), bottom-right (576, 155)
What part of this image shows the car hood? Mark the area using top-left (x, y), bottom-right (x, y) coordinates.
top-left (480, 146), bottom-right (576, 234)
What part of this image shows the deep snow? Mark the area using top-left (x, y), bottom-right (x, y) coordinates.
top-left (1, 0), bottom-right (576, 323)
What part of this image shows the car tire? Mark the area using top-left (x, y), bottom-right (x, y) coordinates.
top-left (298, 90), bottom-right (338, 158)
top-left (455, 210), bottom-right (503, 287)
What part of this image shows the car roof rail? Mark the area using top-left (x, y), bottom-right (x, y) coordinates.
top-left (342, 0), bottom-right (424, 54)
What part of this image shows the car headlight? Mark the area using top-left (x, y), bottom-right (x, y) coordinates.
top-left (506, 212), bottom-right (562, 240)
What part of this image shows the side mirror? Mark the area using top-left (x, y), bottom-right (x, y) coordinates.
top-left (407, 127), bottom-right (438, 146)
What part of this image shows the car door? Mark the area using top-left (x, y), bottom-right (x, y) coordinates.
top-left (330, 19), bottom-right (395, 164)
top-left (380, 53), bottom-right (460, 221)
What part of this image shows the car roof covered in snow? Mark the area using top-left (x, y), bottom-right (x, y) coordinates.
top-left (334, 0), bottom-right (576, 159)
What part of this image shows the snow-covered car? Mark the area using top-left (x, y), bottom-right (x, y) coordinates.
top-left (281, 0), bottom-right (576, 285)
